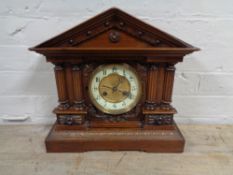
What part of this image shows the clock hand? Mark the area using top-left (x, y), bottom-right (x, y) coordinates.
top-left (101, 85), bottom-right (117, 93)
top-left (101, 79), bottom-right (122, 92)
top-left (112, 76), bottom-right (123, 87)
top-left (101, 85), bottom-right (112, 89)
top-left (116, 77), bottom-right (124, 87)
top-left (116, 89), bottom-right (131, 97)
top-left (101, 85), bottom-right (130, 96)
top-left (112, 76), bottom-right (125, 92)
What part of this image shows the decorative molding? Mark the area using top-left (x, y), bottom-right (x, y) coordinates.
top-left (57, 115), bottom-right (84, 125)
top-left (160, 103), bottom-right (173, 110)
top-left (145, 114), bottom-right (173, 125)
top-left (55, 130), bottom-right (175, 137)
top-left (101, 115), bottom-right (128, 122)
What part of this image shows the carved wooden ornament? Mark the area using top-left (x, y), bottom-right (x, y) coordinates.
top-left (30, 8), bottom-right (199, 152)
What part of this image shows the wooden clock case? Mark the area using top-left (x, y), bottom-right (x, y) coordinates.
top-left (30, 8), bottom-right (199, 152)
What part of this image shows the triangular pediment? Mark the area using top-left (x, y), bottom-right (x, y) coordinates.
top-left (32, 8), bottom-right (197, 48)
top-left (30, 8), bottom-right (199, 58)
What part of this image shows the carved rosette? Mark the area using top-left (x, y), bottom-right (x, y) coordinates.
top-left (162, 64), bottom-right (176, 110)
top-left (145, 64), bottom-right (158, 110)
top-left (109, 30), bottom-right (120, 43)
top-left (54, 65), bottom-right (69, 109)
top-left (72, 65), bottom-right (85, 110)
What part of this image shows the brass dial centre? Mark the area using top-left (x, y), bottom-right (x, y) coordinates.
top-left (99, 73), bottom-right (131, 103)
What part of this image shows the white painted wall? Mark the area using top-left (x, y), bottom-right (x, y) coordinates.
top-left (0, 0), bottom-right (233, 124)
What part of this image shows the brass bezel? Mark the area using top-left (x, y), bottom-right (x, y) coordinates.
top-left (88, 63), bottom-right (142, 115)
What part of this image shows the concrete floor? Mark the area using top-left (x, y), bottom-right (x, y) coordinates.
top-left (0, 124), bottom-right (233, 175)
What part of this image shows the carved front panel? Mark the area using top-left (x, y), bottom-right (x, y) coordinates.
top-left (144, 114), bottom-right (173, 125)
top-left (54, 62), bottom-right (177, 126)
top-left (57, 115), bottom-right (84, 125)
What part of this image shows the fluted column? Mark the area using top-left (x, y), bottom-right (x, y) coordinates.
top-left (162, 64), bottom-right (176, 108)
top-left (54, 65), bottom-right (69, 109)
top-left (145, 64), bottom-right (158, 110)
top-left (72, 65), bottom-right (85, 110)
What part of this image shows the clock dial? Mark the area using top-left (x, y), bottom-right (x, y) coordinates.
top-left (88, 64), bottom-right (142, 115)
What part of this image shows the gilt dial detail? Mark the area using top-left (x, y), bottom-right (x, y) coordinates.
top-left (88, 64), bottom-right (142, 115)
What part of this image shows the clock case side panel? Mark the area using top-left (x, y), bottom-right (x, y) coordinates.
top-left (143, 62), bottom-right (177, 127)
top-left (53, 62), bottom-right (87, 126)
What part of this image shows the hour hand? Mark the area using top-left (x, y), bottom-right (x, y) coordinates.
top-left (101, 85), bottom-right (112, 89)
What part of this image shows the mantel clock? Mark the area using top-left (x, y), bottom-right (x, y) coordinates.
top-left (30, 8), bottom-right (199, 152)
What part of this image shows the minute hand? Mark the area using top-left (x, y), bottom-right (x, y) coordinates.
top-left (114, 77), bottom-right (124, 87)
top-left (101, 85), bottom-right (112, 89)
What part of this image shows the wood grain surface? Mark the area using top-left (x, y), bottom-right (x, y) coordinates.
top-left (0, 124), bottom-right (232, 175)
